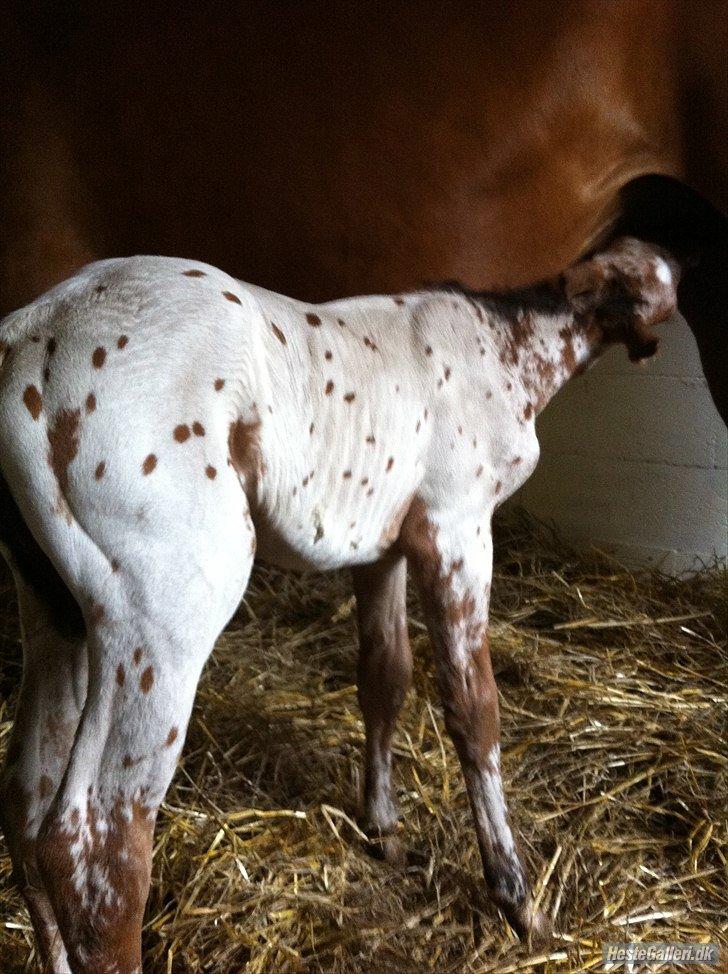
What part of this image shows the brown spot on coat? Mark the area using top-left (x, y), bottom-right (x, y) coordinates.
top-left (223, 291), bottom-right (242, 304)
top-left (183, 269), bottom-right (206, 277)
top-left (95, 461), bottom-right (106, 480)
top-left (214, 378), bottom-right (225, 391)
top-left (116, 665), bottom-right (125, 687)
top-left (343, 469), bottom-right (352, 479)
top-left (133, 648), bottom-right (143, 666)
top-left (92, 347), bottom-right (107, 369)
top-left (23, 385), bottom-right (42, 420)
top-left (306, 312), bottom-right (321, 326)
top-left (366, 435), bottom-right (375, 444)
top-left (343, 392), bottom-right (355, 403)
top-left (142, 454), bottom-right (157, 475)
top-left (325, 380), bottom-right (334, 395)
top-left (47, 337), bottom-right (57, 357)
top-left (85, 392), bottom-right (96, 413)
top-left (174, 424), bottom-right (191, 442)
top-left (139, 666), bottom-right (154, 693)
top-left (271, 322), bottom-right (287, 345)
top-left (205, 465), bottom-right (217, 479)
top-left (192, 421), bottom-right (205, 437)
top-left (523, 402), bottom-right (534, 420)
top-left (165, 727), bottom-right (179, 747)
top-left (386, 457), bottom-right (394, 471)
top-left (47, 408), bottom-right (81, 495)
top-left (117, 335), bottom-right (129, 350)
top-left (228, 416), bottom-right (265, 484)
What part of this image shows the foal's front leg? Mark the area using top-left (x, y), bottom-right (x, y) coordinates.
top-left (402, 504), bottom-right (547, 940)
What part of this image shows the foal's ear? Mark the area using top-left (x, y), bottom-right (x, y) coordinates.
top-left (564, 237), bottom-right (681, 362)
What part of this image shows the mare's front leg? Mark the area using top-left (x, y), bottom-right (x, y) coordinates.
top-left (352, 554), bottom-right (412, 862)
top-left (401, 502), bottom-right (547, 940)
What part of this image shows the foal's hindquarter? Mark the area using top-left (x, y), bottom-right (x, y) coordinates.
top-left (0, 241), bottom-right (679, 971)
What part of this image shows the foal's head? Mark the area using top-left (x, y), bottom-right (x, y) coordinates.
top-left (564, 236), bottom-right (681, 361)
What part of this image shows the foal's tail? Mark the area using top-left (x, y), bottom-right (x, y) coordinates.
top-left (0, 298), bottom-right (53, 363)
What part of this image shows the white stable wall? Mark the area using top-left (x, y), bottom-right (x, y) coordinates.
top-left (513, 313), bottom-right (727, 574)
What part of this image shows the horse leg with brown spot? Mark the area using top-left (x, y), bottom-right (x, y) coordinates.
top-left (352, 554), bottom-right (412, 863)
top-left (402, 508), bottom-right (548, 942)
top-left (0, 575), bottom-right (87, 974)
top-left (33, 513), bottom-right (255, 972)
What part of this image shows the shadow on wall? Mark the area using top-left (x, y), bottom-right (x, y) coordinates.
top-left (511, 313), bottom-right (727, 575)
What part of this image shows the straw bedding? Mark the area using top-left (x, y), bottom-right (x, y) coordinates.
top-left (0, 514), bottom-right (725, 973)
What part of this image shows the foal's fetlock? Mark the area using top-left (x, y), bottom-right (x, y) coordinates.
top-left (491, 870), bottom-right (550, 944)
top-left (363, 827), bottom-right (406, 866)
top-left (360, 798), bottom-right (406, 865)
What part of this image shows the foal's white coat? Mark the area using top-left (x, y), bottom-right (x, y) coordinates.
top-left (0, 239), bottom-right (678, 972)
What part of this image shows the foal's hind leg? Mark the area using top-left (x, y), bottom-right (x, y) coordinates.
top-left (0, 572), bottom-right (86, 974)
top-left (352, 554), bottom-right (412, 862)
top-left (34, 515), bottom-right (254, 974)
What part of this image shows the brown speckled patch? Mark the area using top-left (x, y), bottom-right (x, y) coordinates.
top-left (271, 322), bottom-right (287, 345)
top-left (23, 385), bottom-right (42, 420)
top-left (47, 408), bottom-right (81, 495)
top-left (140, 666), bottom-right (154, 693)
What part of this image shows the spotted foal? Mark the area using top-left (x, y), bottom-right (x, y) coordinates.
top-left (0, 238), bottom-right (678, 971)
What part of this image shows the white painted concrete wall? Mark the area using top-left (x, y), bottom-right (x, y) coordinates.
top-left (513, 313), bottom-right (727, 574)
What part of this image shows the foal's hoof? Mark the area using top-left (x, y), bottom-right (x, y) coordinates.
top-left (508, 901), bottom-right (551, 946)
top-left (365, 831), bottom-right (406, 867)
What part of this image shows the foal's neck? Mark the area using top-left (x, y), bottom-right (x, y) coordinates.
top-left (457, 278), bottom-right (603, 415)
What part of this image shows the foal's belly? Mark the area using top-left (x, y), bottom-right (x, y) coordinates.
top-left (251, 466), bottom-right (420, 572)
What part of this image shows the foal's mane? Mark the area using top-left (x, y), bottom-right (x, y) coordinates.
top-left (433, 277), bottom-right (571, 322)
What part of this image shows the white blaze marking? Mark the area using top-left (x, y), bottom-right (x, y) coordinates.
top-left (654, 257), bottom-right (672, 286)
